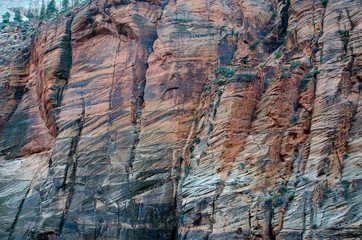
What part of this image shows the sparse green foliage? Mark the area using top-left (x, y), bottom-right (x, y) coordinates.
top-left (218, 80), bottom-right (226, 86)
top-left (279, 186), bottom-right (288, 195)
top-left (204, 85), bottom-right (211, 91)
top-left (314, 69), bottom-right (321, 75)
top-left (184, 163), bottom-right (191, 177)
top-left (320, 0), bottom-right (329, 7)
top-left (312, 224), bottom-right (318, 229)
top-left (193, 137), bottom-right (201, 144)
top-left (275, 51), bottom-right (282, 59)
top-left (74, 0), bottom-right (80, 5)
top-left (290, 60), bottom-right (302, 69)
top-left (301, 77), bottom-right (311, 90)
top-left (215, 65), bottom-right (236, 78)
top-left (240, 162), bottom-right (245, 170)
top-left (62, 0), bottom-right (69, 11)
top-left (291, 113), bottom-right (299, 124)
top-left (271, 11), bottom-right (277, 20)
top-left (322, 185), bottom-right (331, 199)
top-left (280, 71), bottom-right (291, 78)
top-left (294, 178), bottom-right (301, 187)
top-left (208, 122), bottom-right (214, 134)
top-left (341, 180), bottom-right (350, 199)
top-left (39, 2), bottom-right (46, 19)
top-left (343, 153), bottom-right (349, 159)
top-left (249, 40), bottom-right (260, 50)
top-left (14, 9), bottom-right (22, 22)
top-left (190, 153), bottom-right (195, 159)
top-left (27, 12), bottom-right (34, 19)
top-left (2, 12), bottom-right (10, 23)
top-left (46, 0), bottom-right (58, 18)
top-left (277, 37), bottom-right (285, 45)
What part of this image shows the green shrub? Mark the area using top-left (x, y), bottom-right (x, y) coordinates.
top-left (46, 0), bottom-right (58, 18)
top-left (314, 69), bottom-right (321, 75)
top-left (280, 71), bottom-right (291, 78)
top-left (279, 186), bottom-right (288, 195)
top-left (240, 162), bottom-right (245, 170)
top-left (218, 80), bottom-right (226, 86)
top-left (343, 153), bottom-right (349, 159)
top-left (215, 66), bottom-right (236, 77)
top-left (305, 73), bottom-right (314, 78)
top-left (2, 12), bottom-right (10, 23)
top-left (204, 85), bottom-right (211, 91)
top-left (275, 51), bottom-right (282, 59)
top-left (341, 180), bottom-right (350, 199)
top-left (193, 137), bottom-right (201, 144)
top-left (271, 11), bottom-right (277, 20)
top-left (301, 78), bottom-right (310, 90)
top-left (320, 0), bottom-right (329, 7)
top-left (291, 114), bottom-right (299, 124)
top-left (322, 185), bottom-right (332, 199)
top-left (185, 163), bottom-right (191, 177)
top-left (290, 60), bottom-right (302, 69)
top-left (14, 9), bottom-right (22, 22)
top-left (208, 122), bottom-right (214, 134)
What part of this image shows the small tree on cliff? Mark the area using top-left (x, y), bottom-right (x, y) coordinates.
top-left (74, 0), bottom-right (80, 6)
top-left (62, 0), bottom-right (69, 11)
top-left (46, 0), bottom-right (58, 18)
top-left (2, 12), bottom-right (10, 23)
top-left (39, 2), bottom-right (46, 19)
top-left (14, 9), bottom-right (22, 22)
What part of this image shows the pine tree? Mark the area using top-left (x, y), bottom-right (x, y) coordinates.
top-left (46, 0), bottom-right (58, 18)
top-left (62, 0), bottom-right (69, 11)
top-left (2, 12), bottom-right (10, 23)
top-left (14, 9), bottom-right (22, 22)
top-left (39, 2), bottom-right (46, 19)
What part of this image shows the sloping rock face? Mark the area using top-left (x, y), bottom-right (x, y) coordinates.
top-left (0, 0), bottom-right (361, 239)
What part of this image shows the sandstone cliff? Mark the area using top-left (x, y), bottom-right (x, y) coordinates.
top-left (0, 0), bottom-right (361, 239)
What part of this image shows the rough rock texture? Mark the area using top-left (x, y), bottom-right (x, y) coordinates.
top-left (0, 0), bottom-right (361, 239)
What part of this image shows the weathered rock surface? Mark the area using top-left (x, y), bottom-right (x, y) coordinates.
top-left (0, 0), bottom-right (361, 239)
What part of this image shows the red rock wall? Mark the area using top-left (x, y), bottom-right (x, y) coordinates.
top-left (0, 0), bottom-right (361, 239)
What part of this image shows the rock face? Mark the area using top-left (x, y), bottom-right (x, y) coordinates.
top-left (0, 0), bottom-right (361, 239)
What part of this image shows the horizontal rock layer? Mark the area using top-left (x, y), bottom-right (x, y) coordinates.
top-left (0, 0), bottom-right (361, 239)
